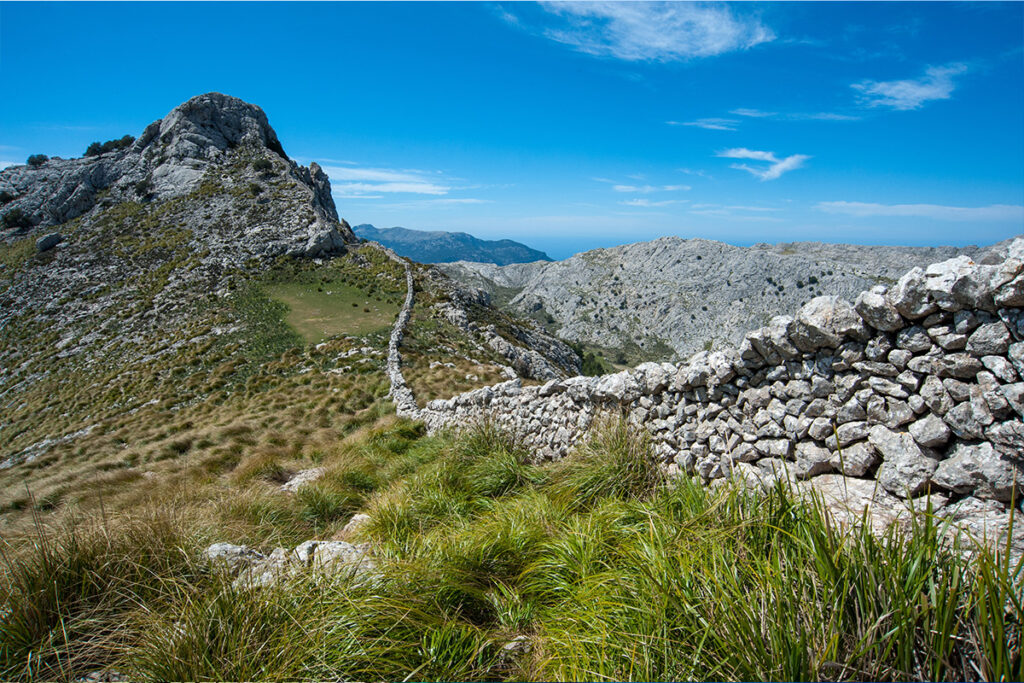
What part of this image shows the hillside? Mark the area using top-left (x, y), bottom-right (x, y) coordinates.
top-left (439, 237), bottom-right (1018, 364)
top-left (0, 92), bottom-right (578, 486)
top-left (354, 223), bottom-right (552, 265)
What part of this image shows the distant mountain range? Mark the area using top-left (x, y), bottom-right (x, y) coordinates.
top-left (353, 224), bottom-right (551, 265)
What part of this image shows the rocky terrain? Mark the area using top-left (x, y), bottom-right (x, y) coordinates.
top-left (1, 95), bottom-right (1020, 683)
top-left (413, 244), bottom-right (1024, 560)
top-left (354, 223), bottom-right (551, 265)
top-left (0, 93), bottom-right (578, 470)
top-left (440, 237), bottom-right (1019, 363)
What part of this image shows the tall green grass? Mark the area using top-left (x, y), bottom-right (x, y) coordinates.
top-left (1, 418), bottom-right (1020, 681)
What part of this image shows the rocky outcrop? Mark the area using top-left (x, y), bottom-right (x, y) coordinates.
top-left (440, 237), bottom-right (1018, 360)
top-left (204, 539), bottom-right (375, 589)
top-left (0, 92), bottom-right (354, 254)
top-left (415, 243), bottom-right (1024, 557)
top-left (424, 268), bottom-right (581, 381)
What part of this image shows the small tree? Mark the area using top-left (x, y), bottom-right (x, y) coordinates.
top-left (252, 158), bottom-right (273, 173)
top-left (26, 154), bottom-right (48, 167)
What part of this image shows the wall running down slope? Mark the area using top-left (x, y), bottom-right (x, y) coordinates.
top-left (393, 242), bottom-right (1024, 549)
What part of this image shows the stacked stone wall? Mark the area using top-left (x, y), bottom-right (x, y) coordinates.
top-left (405, 243), bottom-right (1024, 546)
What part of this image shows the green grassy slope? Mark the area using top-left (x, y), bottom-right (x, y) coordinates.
top-left (1, 418), bottom-right (1020, 682)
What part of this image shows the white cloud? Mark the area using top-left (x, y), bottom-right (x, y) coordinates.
top-left (612, 183), bottom-right (690, 193)
top-left (0, 160), bottom-right (18, 170)
top-left (730, 108), bottom-right (859, 122)
top-left (372, 198), bottom-right (492, 210)
top-left (802, 112), bottom-right (860, 121)
top-left (532, 1), bottom-right (774, 62)
top-left (852, 63), bottom-right (967, 110)
top-left (816, 201), bottom-right (1024, 221)
top-left (717, 147), bottom-right (810, 181)
top-left (322, 164), bottom-right (452, 196)
top-left (332, 182), bottom-right (449, 195)
top-left (620, 198), bottom-right (687, 207)
top-left (718, 148), bottom-right (777, 162)
top-left (421, 198), bottom-right (491, 205)
top-left (688, 208), bottom-right (785, 222)
top-left (668, 117), bottom-right (739, 131)
top-left (730, 108), bottom-right (775, 118)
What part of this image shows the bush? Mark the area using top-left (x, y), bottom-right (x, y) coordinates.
top-left (0, 190), bottom-right (14, 204)
top-left (248, 183), bottom-right (263, 196)
top-left (581, 351), bottom-right (604, 376)
top-left (252, 158), bottom-right (273, 173)
top-left (26, 154), bottom-right (47, 167)
top-left (85, 135), bottom-right (135, 157)
top-left (1, 207), bottom-right (31, 230)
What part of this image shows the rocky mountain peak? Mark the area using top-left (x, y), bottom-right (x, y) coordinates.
top-left (0, 93), bottom-right (349, 245)
top-left (134, 92), bottom-right (289, 163)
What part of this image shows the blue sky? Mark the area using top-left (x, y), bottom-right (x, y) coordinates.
top-left (1, 1), bottom-right (1022, 258)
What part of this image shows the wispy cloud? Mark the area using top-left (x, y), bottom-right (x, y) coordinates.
top-left (730, 108), bottom-right (775, 118)
top-left (322, 164), bottom-right (452, 196)
top-left (595, 177), bottom-right (691, 193)
top-left (852, 63), bottom-right (967, 110)
top-left (692, 204), bottom-right (783, 212)
top-left (816, 201), bottom-right (1024, 221)
top-left (612, 183), bottom-right (690, 193)
top-left (0, 160), bottom-right (18, 170)
top-left (689, 207), bottom-right (785, 222)
top-left (373, 198), bottom-right (492, 210)
top-left (620, 198), bottom-right (687, 207)
top-left (717, 147), bottom-right (811, 181)
top-left (421, 198), bottom-right (490, 205)
top-left (518, 1), bottom-right (773, 62)
top-left (730, 108), bottom-right (860, 122)
top-left (667, 117), bottom-right (739, 131)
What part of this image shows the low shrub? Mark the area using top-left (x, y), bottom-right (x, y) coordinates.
top-left (26, 154), bottom-right (47, 167)
top-left (85, 135), bottom-right (135, 157)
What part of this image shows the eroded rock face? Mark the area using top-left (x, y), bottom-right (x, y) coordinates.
top-left (0, 92), bottom-right (354, 252)
top-left (440, 239), bottom-right (1007, 361)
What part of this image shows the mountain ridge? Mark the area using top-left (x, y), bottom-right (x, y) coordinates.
top-left (353, 223), bottom-right (551, 265)
top-left (439, 235), bottom-right (1022, 364)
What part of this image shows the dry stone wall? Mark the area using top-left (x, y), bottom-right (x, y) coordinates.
top-left (379, 245), bottom-right (419, 415)
top-left (406, 242), bottom-right (1024, 550)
